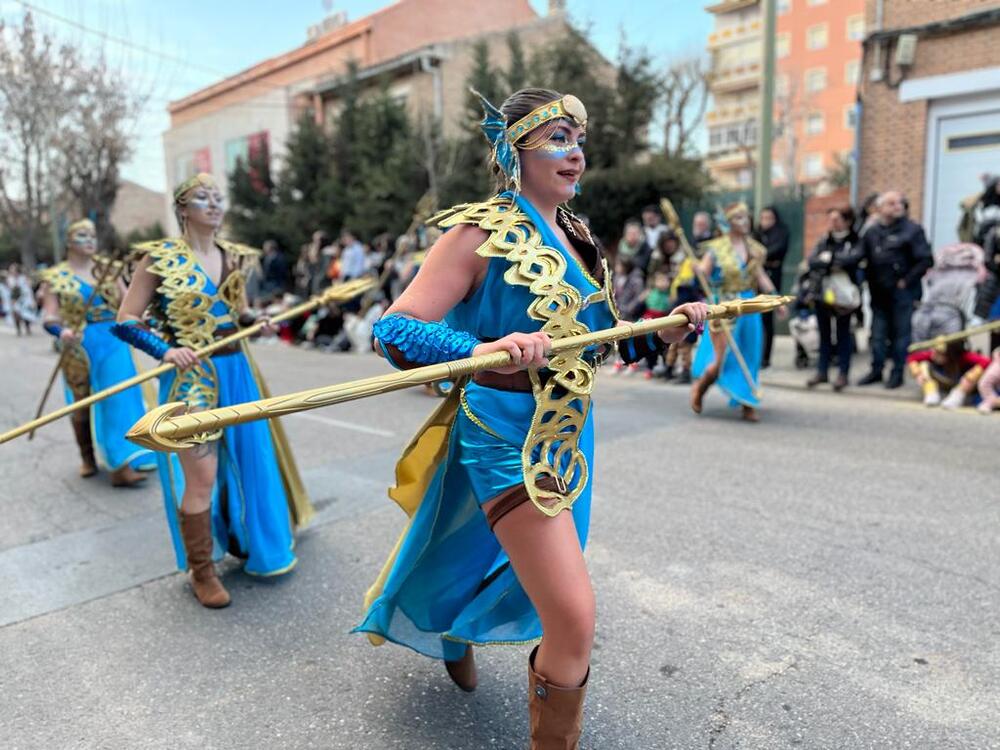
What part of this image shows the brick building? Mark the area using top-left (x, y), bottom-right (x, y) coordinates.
top-left (162, 0), bottom-right (572, 230)
top-left (705, 0), bottom-right (864, 190)
top-left (857, 1), bottom-right (1000, 248)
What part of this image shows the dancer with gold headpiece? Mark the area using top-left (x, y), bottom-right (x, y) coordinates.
top-left (112, 173), bottom-right (312, 608)
top-left (690, 202), bottom-right (781, 422)
top-left (37, 218), bottom-right (155, 485)
top-left (352, 88), bottom-right (708, 748)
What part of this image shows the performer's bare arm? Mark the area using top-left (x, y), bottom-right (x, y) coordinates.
top-left (117, 255), bottom-right (199, 369)
top-left (39, 283), bottom-right (78, 344)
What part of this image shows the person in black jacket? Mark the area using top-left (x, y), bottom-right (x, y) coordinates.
top-left (754, 205), bottom-right (790, 367)
top-left (857, 191), bottom-right (933, 389)
top-left (804, 206), bottom-right (863, 391)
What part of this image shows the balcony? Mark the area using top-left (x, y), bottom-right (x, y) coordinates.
top-left (707, 19), bottom-right (761, 49)
top-left (706, 103), bottom-right (760, 126)
top-left (706, 0), bottom-right (759, 15)
top-left (709, 62), bottom-right (761, 94)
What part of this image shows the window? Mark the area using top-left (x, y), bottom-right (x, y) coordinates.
top-left (845, 60), bottom-right (860, 86)
top-left (806, 23), bottom-right (829, 51)
top-left (737, 168), bottom-right (752, 188)
top-left (776, 32), bottom-right (791, 59)
top-left (805, 67), bottom-right (827, 93)
top-left (806, 112), bottom-right (825, 135)
top-left (804, 153), bottom-right (824, 179)
top-left (844, 106), bottom-right (858, 130)
top-left (846, 15), bottom-right (865, 42)
top-left (777, 0), bottom-right (791, 13)
top-left (771, 163), bottom-right (786, 182)
top-left (775, 73), bottom-right (790, 97)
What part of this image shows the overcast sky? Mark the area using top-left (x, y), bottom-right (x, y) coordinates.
top-left (0, 0), bottom-right (712, 193)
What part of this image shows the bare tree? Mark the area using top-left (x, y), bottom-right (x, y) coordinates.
top-left (661, 56), bottom-right (711, 159)
top-left (0, 13), bottom-right (78, 267)
top-left (58, 56), bottom-right (143, 251)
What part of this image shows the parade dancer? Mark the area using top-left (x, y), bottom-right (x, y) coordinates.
top-left (690, 202), bottom-right (779, 422)
top-left (354, 88), bottom-right (707, 748)
top-left (38, 219), bottom-right (154, 485)
top-left (113, 173), bottom-right (312, 608)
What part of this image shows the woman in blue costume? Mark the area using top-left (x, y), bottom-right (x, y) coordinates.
top-left (355, 88), bottom-right (708, 748)
top-left (113, 173), bottom-right (312, 609)
top-left (690, 202), bottom-right (780, 422)
top-left (38, 218), bottom-right (154, 486)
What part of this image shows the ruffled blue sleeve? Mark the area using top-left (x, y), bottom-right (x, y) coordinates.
top-left (373, 314), bottom-right (480, 370)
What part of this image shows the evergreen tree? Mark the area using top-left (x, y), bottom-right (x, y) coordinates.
top-left (227, 147), bottom-right (276, 249)
top-left (505, 32), bottom-right (528, 92)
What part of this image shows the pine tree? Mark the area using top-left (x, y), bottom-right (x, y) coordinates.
top-left (505, 32), bottom-right (528, 92)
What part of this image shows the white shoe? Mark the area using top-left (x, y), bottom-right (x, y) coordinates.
top-left (940, 388), bottom-right (965, 410)
top-left (977, 399), bottom-right (996, 415)
top-left (923, 390), bottom-right (941, 407)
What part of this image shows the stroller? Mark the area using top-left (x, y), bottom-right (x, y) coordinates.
top-left (912, 242), bottom-right (985, 343)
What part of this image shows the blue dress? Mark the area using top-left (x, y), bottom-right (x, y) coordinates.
top-left (134, 239), bottom-right (312, 576)
top-left (355, 195), bottom-right (616, 659)
top-left (41, 263), bottom-right (155, 471)
top-left (692, 236), bottom-right (765, 408)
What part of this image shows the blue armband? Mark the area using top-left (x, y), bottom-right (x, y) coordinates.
top-left (43, 322), bottom-right (63, 338)
top-left (111, 320), bottom-right (170, 360)
top-left (373, 314), bottom-right (480, 369)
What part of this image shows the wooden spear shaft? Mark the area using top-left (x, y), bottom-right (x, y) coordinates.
top-left (126, 294), bottom-right (794, 452)
top-left (0, 278), bottom-right (375, 445)
top-left (907, 319), bottom-right (1000, 353)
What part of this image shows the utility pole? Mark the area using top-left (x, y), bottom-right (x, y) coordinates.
top-left (754, 0), bottom-right (777, 212)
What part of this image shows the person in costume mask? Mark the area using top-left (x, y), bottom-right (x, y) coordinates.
top-left (37, 219), bottom-right (155, 485)
top-left (690, 202), bottom-right (781, 422)
top-left (354, 88), bottom-right (708, 748)
top-left (113, 174), bottom-right (312, 608)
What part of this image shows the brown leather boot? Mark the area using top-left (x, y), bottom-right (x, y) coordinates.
top-left (741, 405), bottom-right (760, 422)
top-left (690, 364), bottom-right (719, 414)
top-left (179, 510), bottom-right (231, 608)
top-left (528, 647), bottom-right (588, 750)
top-left (110, 464), bottom-right (148, 488)
top-left (70, 410), bottom-right (98, 477)
top-left (445, 644), bottom-right (478, 692)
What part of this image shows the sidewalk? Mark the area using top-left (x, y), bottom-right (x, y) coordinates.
top-left (761, 334), bottom-right (914, 402)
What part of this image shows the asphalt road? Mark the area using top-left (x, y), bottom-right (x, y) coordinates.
top-left (1, 326), bottom-right (997, 750)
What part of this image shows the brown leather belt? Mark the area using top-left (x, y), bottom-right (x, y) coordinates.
top-left (472, 370), bottom-right (534, 392)
top-left (208, 340), bottom-right (242, 357)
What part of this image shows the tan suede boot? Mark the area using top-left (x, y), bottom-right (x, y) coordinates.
top-left (445, 644), bottom-right (478, 692)
top-left (70, 410), bottom-right (98, 477)
top-left (690, 363), bottom-right (719, 414)
top-left (528, 647), bottom-right (588, 750)
top-left (110, 464), bottom-right (148, 488)
top-left (179, 510), bottom-right (230, 608)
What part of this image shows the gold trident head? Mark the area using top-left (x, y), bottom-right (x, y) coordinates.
top-left (715, 294), bottom-right (794, 319)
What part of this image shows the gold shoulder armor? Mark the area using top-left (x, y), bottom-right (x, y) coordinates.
top-left (427, 197), bottom-right (514, 229)
top-left (215, 238), bottom-right (261, 259)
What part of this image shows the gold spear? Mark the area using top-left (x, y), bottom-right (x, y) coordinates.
top-left (907, 319), bottom-right (1000, 353)
top-left (660, 197), bottom-right (761, 397)
top-left (127, 294), bottom-right (793, 451)
top-left (0, 277), bottom-right (376, 445)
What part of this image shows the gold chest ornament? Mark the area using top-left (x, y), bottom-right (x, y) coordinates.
top-left (431, 198), bottom-right (616, 517)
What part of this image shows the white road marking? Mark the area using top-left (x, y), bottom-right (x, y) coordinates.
top-left (287, 410), bottom-right (395, 437)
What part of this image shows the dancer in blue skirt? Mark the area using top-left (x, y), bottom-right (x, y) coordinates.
top-left (113, 173), bottom-right (312, 608)
top-left (355, 88), bottom-right (707, 748)
top-left (39, 218), bottom-right (154, 486)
